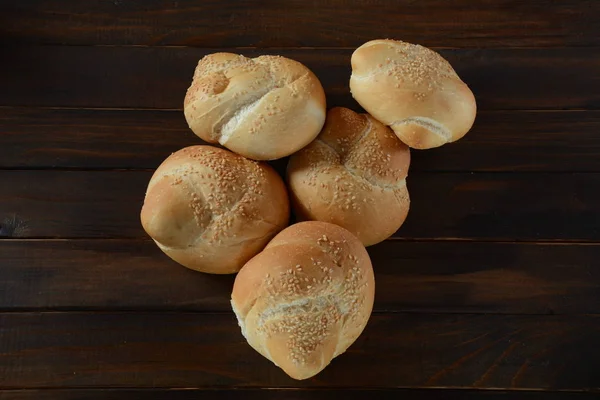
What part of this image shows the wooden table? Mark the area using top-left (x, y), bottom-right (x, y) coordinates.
top-left (1, 1), bottom-right (599, 398)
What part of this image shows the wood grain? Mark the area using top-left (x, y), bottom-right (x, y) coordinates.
top-left (1, 0), bottom-right (599, 396)
top-left (1, 46), bottom-right (599, 110)
top-left (3, 108), bottom-right (600, 172)
top-left (0, 388), bottom-right (596, 400)
top-left (1, 0), bottom-right (598, 47)
top-left (0, 108), bottom-right (195, 170)
top-left (1, 171), bottom-right (599, 241)
top-left (1, 312), bottom-right (600, 389)
top-left (1, 239), bottom-right (600, 314)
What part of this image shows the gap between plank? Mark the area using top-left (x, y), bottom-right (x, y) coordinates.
top-left (0, 386), bottom-right (596, 393)
top-left (0, 105), bottom-right (596, 112)
top-left (2, 237), bottom-right (600, 244)
top-left (9, 43), bottom-right (600, 50)
top-left (0, 309), bottom-right (596, 317)
top-left (0, 105), bottom-right (594, 113)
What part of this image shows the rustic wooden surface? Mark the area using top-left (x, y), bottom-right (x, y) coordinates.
top-left (3, 240), bottom-right (600, 314)
top-left (1, 389), bottom-right (598, 400)
top-left (1, 47), bottom-right (599, 110)
top-left (1, 0), bottom-right (598, 47)
top-left (0, 0), bottom-right (599, 398)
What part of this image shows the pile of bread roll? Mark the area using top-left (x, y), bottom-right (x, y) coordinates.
top-left (141, 39), bottom-right (476, 380)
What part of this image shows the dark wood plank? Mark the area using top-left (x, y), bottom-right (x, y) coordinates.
top-left (0, 108), bottom-right (195, 170)
top-left (0, 388), bottom-right (596, 400)
top-left (1, 0), bottom-right (598, 47)
top-left (2, 240), bottom-right (600, 315)
top-left (1, 312), bottom-right (600, 389)
top-left (399, 172), bottom-right (600, 241)
top-left (0, 171), bottom-right (146, 239)
top-left (1, 171), bottom-right (599, 241)
top-left (1, 46), bottom-right (599, 110)
top-left (3, 108), bottom-right (600, 172)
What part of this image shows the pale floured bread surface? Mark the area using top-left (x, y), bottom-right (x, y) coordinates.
top-left (231, 221), bottom-right (375, 380)
top-left (350, 39), bottom-right (477, 149)
top-left (287, 107), bottom-right (410, 246)
top-left (140, 145), bottom-right (289, 274)
top-left (184, 53), bottom-right (326, 160)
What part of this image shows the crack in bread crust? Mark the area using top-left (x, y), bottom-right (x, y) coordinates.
top-left (314, 117), bottom-right (406, 192)
top-left (216, 68), bottom-right (310, 145)
top-left (344, 165), bottom-right (407, 191)
top-left (391, 116), bottom-right (451, 141)
top-left (217, 88), bottom-right (273, 144)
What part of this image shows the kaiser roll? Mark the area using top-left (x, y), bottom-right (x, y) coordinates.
top-left (350, 39), bottom-right (477, 149)
top-left (184, 53), bottom-right (327, 160)
top-left (231, 221), bottom-right (375, 380)
top-left (140, 145), bottom-right (289, 274)
top-left (287, 107), bottom-right (410, 246)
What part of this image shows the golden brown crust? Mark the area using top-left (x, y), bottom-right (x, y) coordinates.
top-left (231, 221), bottom-right (375, 380)
top-left (184, 53), bottom-right (327, 160)
top-left (287, 107), bottom-right (410, 246)
top-left (141, 145), bottom-right (290, 274)
top-left (350, 39), bottom-right (477, 149)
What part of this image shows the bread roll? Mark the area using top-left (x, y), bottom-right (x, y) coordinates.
top-left (287, 107), bottom-right (410, 246)
top-left (231, 221), bottom-right (375, 380)
top-left (350, 39), bottom-right (477, 149)
top-left (140, 145), bottom-right (289, 274)
top-left (184, 53), bottom-right (327, 160)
